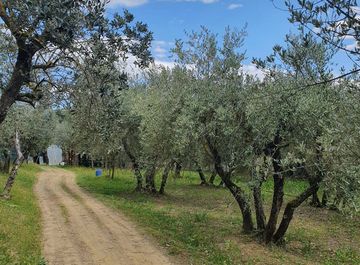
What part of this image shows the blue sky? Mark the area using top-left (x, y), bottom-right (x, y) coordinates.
top-left (106, 0), bottom-right (353, 74)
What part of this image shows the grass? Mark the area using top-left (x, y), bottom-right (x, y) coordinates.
top-left (0, 163), bottom-right (43, 265)
top-left (71, 167), bottom-right (360, 265)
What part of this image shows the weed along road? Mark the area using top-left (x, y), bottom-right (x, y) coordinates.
top-left (35, 167), bottom-right (173, 265)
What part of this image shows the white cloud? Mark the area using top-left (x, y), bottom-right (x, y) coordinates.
top-left (150, 61), bottom-right (266, 81)
top-left (125, 60), bottom-right (176, 79)
top-left (154, 60), bottom-right (177, 69)
top-left (346, 41), bottom-right (359, 51)
top-left (343, 35), bottom-right (359, 51)
top-left (312, 27), bottom-right (321, 34)
top-left (108, 0), bottom-right (148, 8)
top-left (228, 3), bottom-right (243, 10)
top-left (242, 64), bottom-right (265, 80)
top-left (351, 6), bottom-right (360, 15)
top-left (152, 40), bottom-right (173, 60)
top-left (344, 35), bottom-right (355, 40)
top-left (153, 40), bottom-right (168, 46)
top-left (123, 60), bottom-right (266, 82)
top-left (154, 46), bottom-right (167, 58)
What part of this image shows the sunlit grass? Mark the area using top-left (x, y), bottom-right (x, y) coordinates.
top-left (71, 166), bottom-right (360, 265)
top-left (0, 163), bottom-right (43, 265)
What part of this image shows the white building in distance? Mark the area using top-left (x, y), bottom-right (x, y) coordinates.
top-left (47, 145), bottom-right (63, 166)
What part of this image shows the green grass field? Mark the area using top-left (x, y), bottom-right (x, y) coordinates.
top-left (0, 164), bottom-right (44, 265)
top-left (1, 165), bottom-right (357, 265)
top-left (72, 167), bottom-right (360, 265)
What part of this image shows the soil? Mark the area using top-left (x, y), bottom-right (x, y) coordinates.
top-left (35, 167), bottom-right (173, 265)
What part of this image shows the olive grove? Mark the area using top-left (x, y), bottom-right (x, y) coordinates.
top-left (61, 24), bottom-right (360, 244)
top-left (1, 0), bottom-right (359, 246)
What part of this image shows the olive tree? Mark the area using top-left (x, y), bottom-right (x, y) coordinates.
top-left (247, 32), bottom-right (357, 243)
top-left (320, 77), bottom-right (360, 212)
top-left (69, 33), bottom-right (152, 187)
top-left (171, 26), bottom-right (258, 232)
top-left (0, 104), bottom-right (55, 198)
top-left (0, 0), bottom-right (152, 124)
top-left (284, 0), bottom-right (360, 79)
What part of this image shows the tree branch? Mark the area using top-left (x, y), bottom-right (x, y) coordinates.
top-left (15, 93), bottom-right (38, 107)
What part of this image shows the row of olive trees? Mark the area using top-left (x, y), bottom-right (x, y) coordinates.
top-left (25, 0), bottom-right (360, 244)
top-left (65, 22), bottom-right (360, 245)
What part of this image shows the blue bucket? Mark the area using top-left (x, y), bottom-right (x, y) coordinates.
top-left (95, 168), bottom-right (102, 177)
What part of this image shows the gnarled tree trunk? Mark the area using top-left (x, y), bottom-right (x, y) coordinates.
top-left (273, 182), bottom-right (320, 243)
top-left (159, 161), bottom-right (174, 194)
top-left (206, 136), bottom-right (254, 233)
top-left (111, 161), bottom-right (115, 179)
top-left (253, 183), bottom-right (266, 231)
top-left (269, 142), bottom-right (325, 244)
top-left (0, 47), bottom-right (34, 125)
top-left (145, 163), bottom-right (157, 194)
top-left (2, 130), bottom-right (24, 199)
top-left (301, 164), bottom-right (322, 207)
top-left (195, 161), bottom-right (208, 185)
top-left (309, 180), bottom-right (321, 207)
top-left (122, 138), bottom-right (143, 191)
top-left (209, 168), bottom-right (217, 185)
top-left (1, 149), bottom-right (11, 174)
top-left (264, 132), bottom-right (284, 243)
top-left (174, 161), bottom-right (182, 178)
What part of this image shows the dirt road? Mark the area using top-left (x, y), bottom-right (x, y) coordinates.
top-left (35, 167), bottom-right (173, 265)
